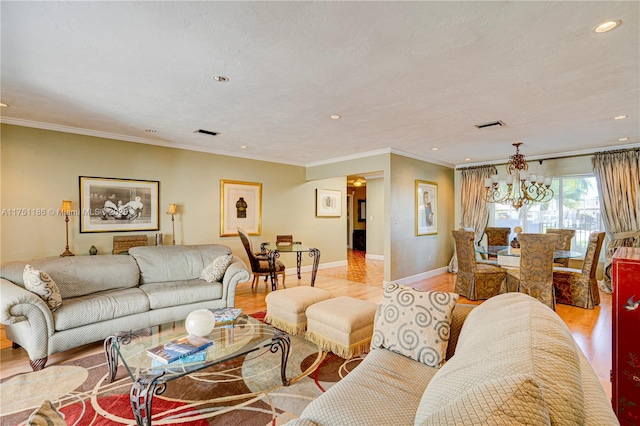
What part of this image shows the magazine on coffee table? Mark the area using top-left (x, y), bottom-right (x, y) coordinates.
top-left (146, 334), bottom-right (213, 364)
top-left (211, 307), bottom-right (242, 323)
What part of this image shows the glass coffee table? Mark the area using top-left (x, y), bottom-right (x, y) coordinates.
top-left (103, 315), bottom-right (290, 426)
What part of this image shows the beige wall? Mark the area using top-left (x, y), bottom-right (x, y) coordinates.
top-left (0, 124), bottom-right (346, 270)
top-left (389, 154), bottom-right (455, 281)
top-left (366, 177), bottom-right (384, 256)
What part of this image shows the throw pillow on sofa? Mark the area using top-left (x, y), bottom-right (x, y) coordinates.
top-left (23, 264), bottom-right (62, 312)
top-left (200, 254), bottom-right (233, 283)
top-left (371, 282), bottom-right (458, 368)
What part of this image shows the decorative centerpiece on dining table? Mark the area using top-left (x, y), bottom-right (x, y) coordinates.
top-left (509, 226), bottom-right (523, 255)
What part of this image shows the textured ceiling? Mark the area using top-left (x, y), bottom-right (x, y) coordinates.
top-left (1, 1), bottom-right (639, 168)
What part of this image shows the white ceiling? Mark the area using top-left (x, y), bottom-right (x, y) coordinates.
top-left (1, 1), bottom-right (639, 168)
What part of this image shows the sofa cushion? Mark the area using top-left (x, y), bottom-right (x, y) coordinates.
top-left (140, 280), bottom-right (223, 310)
top-left (199, 254), bottom-right (233, 283)
top-left (299, 348), bottom-right (438, 426)
top-left (371, 283), bottom-right (458, 368)
top-left (54, 288), bottom-right (150, 331)
top-left (1, 256), bottom-right (140, 298)
top-left (23, 264), bottom-right (63, 312)
top-left (414, 292), bottom-right (584, 426)
top-left (129, 244), bottom-right (232, 284)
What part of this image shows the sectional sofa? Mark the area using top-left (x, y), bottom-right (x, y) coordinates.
top-left (0, 244), bottom-right (250, 370)
top-left (286, 292), bottom-right (618, 425)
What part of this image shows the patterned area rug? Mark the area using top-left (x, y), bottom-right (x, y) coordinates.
top-left (0, 314), bottom-right (365, 425)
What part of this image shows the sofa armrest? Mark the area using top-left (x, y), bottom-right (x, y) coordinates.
top-left (282, 418), bottom-right (320, 426)
top-left (221, 256), bottom-right (251, 307)
top-left (1, 278), bottom-right (55, 361)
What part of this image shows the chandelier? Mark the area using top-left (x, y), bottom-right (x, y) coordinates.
top-left (483, 143), bottom-right (554, 211)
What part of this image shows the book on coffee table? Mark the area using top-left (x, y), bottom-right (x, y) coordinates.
top-left (150, 348), bottom-right (207, 368)
top-left (210, 307), bottom-right (242, 323)
top-left (146, 334), bottom-right (213, 365)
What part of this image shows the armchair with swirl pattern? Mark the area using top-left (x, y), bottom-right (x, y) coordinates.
top-left (452, 229), bottom-right (506, 301)
top-left (552, 231), bottom-right (605, 309)
top-left (483, 227), bottom-right (511, 260)
top-left (503, 233), bottom-right (558, 310)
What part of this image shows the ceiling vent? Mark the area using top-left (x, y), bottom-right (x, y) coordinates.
top-left (475, 120), bottom-right (506, 129)
top-left (194, 129), bottom-right (219, 136)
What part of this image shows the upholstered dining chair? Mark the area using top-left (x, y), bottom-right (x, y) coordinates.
top-left (504, 233), bottom-right (558, 310)
top-left (483, 227), bottom-right (511, 260)
top-left (452, 229), bottom-right (506, 301)
top-left (545, 228), bottom-right (576, 267)
top-left (552, 231), bottom-right (605, 309)
top-left (237, 227), bottom-right (286, 292)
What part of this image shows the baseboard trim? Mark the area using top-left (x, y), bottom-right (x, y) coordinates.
top-left (285, 260), bottom-right (348, 276)
top-left (365, 254), bottom-right (384, 261)
top-left (383, 266), bottom-right (450, 286)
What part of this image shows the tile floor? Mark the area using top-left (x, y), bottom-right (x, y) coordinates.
top-left (317, 249), bottom-right (384, 286)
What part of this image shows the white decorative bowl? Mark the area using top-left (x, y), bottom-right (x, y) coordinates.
top-left (185, 309), bottom-right (216, 337)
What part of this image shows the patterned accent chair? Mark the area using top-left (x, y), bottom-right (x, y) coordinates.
top-left (452, 230), bottom-right (506, 301)
top-left (238, 227), bottom-right (286, 292)
top-left (505, 233), bottom-right (558, 310)
top-left (484, 227), bottom-right (511, 260)
top-left (546, 228), bottom-right (576, 267)
top-left (552, 232), bottom-right (605, 309)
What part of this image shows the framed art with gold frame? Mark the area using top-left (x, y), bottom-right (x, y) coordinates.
top-left (220, 180), bottom-right (262, 236)
top-left (416, 180), bottom-right (437, 236)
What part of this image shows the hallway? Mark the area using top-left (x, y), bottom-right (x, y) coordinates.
top-left (316, 249), bottom-right (384, 286)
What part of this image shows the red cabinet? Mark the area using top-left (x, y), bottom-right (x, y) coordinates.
top-left (613, 247), bottom-right (640, 425)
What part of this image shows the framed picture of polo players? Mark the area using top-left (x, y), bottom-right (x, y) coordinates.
top-left (79, 176), bottom-right (159, 233)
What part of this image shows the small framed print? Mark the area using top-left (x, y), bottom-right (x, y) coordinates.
top-left (79, 176), bottom-right (159, 233)
top-left (416, 180), bottom-right (437, 236)
top-left (316, 189), bottom-right (342, 217)
top-left (220, 180), bottom-right (262, 236)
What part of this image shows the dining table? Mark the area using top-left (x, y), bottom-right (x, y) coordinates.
top-left (476, 245), bottom-right (583, 268)
top-left (260, 242), bottom-right (321, 291)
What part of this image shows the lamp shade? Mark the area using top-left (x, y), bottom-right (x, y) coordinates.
top-left (166, 203), bottom-right (177, 215)
top-left (61, 200), bottom-right (72, 212)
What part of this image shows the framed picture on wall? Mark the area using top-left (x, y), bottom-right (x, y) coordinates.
top-left (220, 180), bottom-right (262, 236)
top-left (79, 176), bottom-right (159, 233)
top-left (316, 189), bottom-right (342, 217)
top-left (416, 180), bottom-right (437, 236)
top-left (358, 199), bottom-right (366, 222)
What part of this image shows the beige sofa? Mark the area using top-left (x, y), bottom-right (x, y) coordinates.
top-left (0, 244), bottom-right (250, 370)
top-left (287, 292), bottom-right (618, 425)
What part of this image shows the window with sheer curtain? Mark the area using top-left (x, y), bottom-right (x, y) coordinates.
top-left (491, 174), bottom-right (602, 255)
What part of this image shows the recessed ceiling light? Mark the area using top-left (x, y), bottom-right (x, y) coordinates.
top-left (465, 158), bottom-right (471, 161)
top-left (432, 148), bottom-right (439, 151)
top-left (594, 20), bottom-right (622, 33)
top-left (240, 145), bottom-right (247, 149)
top-left (330, 114), bottom-right (341, 120)
top-left (213, 75), bottom-right (229, 82)
top-left (0, 102), bottom-right (7, 107)
top-left (619, 137), bottom-right (630, 141)
top-left (614, 115), bottom-right (628, 120)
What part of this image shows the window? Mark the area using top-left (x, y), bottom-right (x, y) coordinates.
top-left (492, 175), bottom-right (601, 255)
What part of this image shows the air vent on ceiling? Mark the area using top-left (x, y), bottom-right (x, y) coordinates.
top-left (475, 120), bottom-right (506, 129)
top-left (194, 129), bottom-right (219, 136)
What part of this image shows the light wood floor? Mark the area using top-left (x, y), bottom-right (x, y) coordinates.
top-left (0, 256), bottom-right (612, 400)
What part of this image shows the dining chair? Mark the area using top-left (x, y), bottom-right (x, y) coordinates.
top-left (452, 229), bottom-right (506, 301)
top-left (505, 233), bottom-right (558, 310)
top-left (545, 228), bottom-right (576, 267)
top-left (552, 231), bottom-right (605, 309)
top-left (237, 227), bottom-right (286, 292)
top-left (483, 227), bottom-right (511, 260)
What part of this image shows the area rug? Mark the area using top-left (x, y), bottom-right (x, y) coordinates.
top-left (0, 314), bottom-right (364, 425)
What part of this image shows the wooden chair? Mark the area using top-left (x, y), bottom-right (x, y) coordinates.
top-left (553, 232), bottom-right (605, 309)
top-left (452, 229), bottom-right (506, 301)
top-left (505, 233), bottom-right (558, 310)
top-left (237, 227), bottom-right (286, 292)
top-left (545, 228), bottom-right (576, 267)
top-left (483, 227), bottom-right (511, 260)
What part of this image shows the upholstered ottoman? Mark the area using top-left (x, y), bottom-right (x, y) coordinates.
top-left (265, 287), bottom-right (332, 335)
top-left (305, 296), bottom-right (378, 359)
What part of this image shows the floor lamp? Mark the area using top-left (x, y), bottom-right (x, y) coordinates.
top-left (60, 200), bottom-right (75, 257)
top-left (167, 203), bottom-right (177, 245)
